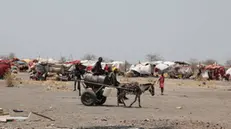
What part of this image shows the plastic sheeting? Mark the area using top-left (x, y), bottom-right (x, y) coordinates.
top-left (130, 63), bottom-right (152, 75)
top-left (202, 70), bottom-right (209, 78)
top-left (37, 58), bottom-right (59, 64)
top-left (226, 68), bottom-right (231, 75)
top-left (163, 61), bottom-right (175, 66)
top-left (155, 63), bottom-right (169, 71)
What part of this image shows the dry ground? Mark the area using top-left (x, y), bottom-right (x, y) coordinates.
top-left (0, 73), bottom-right (231, 129)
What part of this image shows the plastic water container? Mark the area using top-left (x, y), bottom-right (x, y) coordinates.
top-left (103, 87), bottom-right (112, 97)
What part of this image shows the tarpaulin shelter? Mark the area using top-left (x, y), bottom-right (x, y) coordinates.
top-left (129, 63), bottom-right (153, 75)
top-left (203, 65), bottom-right (225, 80)
top-left (65, 60), bottom-right (81, 65)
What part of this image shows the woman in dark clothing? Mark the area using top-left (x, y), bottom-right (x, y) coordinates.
top-left (73, 63), bottom-right (85, 96)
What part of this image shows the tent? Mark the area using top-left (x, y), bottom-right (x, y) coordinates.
top-left (129, 63), bottom-right (152, 75)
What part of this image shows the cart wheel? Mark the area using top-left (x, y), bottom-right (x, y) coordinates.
top-left (95, 96), bottom-right (107, 105)
top-left (81, 90), bottom-right (97, 106)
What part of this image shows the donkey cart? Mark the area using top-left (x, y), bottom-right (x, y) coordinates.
top-left (79, 74), bottom-right (156, 108)
top-left (79, 74), bottom-right (117, 106)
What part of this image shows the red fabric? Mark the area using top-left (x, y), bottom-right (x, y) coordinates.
top-left (104, 64), bottom-right (109, 72)
top-left (86, 66), bottom-right (93, 71)
top-left (0, 63), bottom-right (10, 77)
top-left (219, 68), bottom-right (225, 77)
top-left (154, 68), bottom-right (159, 72)
top-left (159, 76), bottom-right (165, 88)
top-left (65, 60), bottom-right (81, 65)
top-left (0, 60), bottom-right (11, 64)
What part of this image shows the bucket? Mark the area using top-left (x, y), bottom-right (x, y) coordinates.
top-left (102, 87), bottom-right (112, 97)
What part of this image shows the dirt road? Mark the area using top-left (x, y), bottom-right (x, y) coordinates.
top-left (0, 73), bottom-right (231, 129)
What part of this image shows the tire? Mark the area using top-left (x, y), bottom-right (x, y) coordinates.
top-left (95, 96), bottom-right (107, 105)
top-left (81, 90), bottom-right (97, 106)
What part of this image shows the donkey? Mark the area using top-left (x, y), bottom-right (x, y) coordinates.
top-left (117, 81), bottom-right (155, 108)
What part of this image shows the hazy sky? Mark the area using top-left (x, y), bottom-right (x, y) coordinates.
top-left (0, 0), bottom-right (230, 63)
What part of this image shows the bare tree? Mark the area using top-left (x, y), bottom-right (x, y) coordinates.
top-left (203, 59), bottom-right (217, 65)
top-left (188, 58), bottom-right (199, 65)
top-left (82, 54), bottom-right (97, 60)
top-left (59, 56), bottom-right (67, 63)
top-left (146, 53), bottom-right (163, 62)
top-left (102, 57), bottom-right (114, 62)
top-left (188, 58), bottom-right (199, 73)
top-left (8, 53), bottom-right (15, 59)
top-left (225, 60), bottom-right (231, 67)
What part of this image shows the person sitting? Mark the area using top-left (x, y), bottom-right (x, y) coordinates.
top-left (92, 57), bottom-right (104, 75)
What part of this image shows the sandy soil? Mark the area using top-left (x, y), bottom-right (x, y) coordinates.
top-left (0, 73), bottom-right (231, 129)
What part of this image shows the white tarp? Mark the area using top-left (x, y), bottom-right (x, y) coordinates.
top-left (226, 68), bottom-right (231, 75)
top-left (202, 70), bottom-right (209, 78)
top-left (130, 63), bottom-right (152, 75)
top-left (81, 60), bottom-right (96, 67)
top-left (37, 58), bottom-right (59, 64)
top-left (150, 61), bottom-right (164, 65)
top-left (155, 63), bottom-right (169, 71)
top-left (80, 60), bottom-right (113, 69)
top-left (163, 61), bottom-right (175, 66)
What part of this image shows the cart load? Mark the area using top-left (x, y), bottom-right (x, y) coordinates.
top-left (83, 73), bottom-right (111, 88)
top-left (80, 73), bottom-right (113, 106)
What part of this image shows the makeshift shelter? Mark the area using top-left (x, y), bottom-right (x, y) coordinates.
top-left (202, 65), bottom-right (225, 80)
top-left (129, 62), bottom-right (153, 76)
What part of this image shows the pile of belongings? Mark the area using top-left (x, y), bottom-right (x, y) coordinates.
top-left (29, 62), bottom-right (48, 81)
top-left (12, 60), bottom-right (28, 72)
top-left (166, 62), bottom-right (193, 79)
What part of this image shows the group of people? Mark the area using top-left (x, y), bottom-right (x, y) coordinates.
top-left (73, 57), bottom-right (165, 98)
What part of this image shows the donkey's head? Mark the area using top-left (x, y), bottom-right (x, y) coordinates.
top-left (141, 81), bottom-right (155, 96)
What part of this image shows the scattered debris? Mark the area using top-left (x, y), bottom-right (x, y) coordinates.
top-left (13, 109), bottom-right (24, 113)
top-left (144, 118), bottom-right (150, 122)
top-left (176, 106), bottom-right (183, 109)
top-left (101, 118), bottom-right (107, 121)
top-left (0, 112), bottom-right (31, 122)
top-left (32, 112), bottom-right (55, 121)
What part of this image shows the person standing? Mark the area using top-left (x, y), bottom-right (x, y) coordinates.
top-left (158, 73), bottom-right (165, 95)
top-left (104, 64), bottom-right (109, 75)
top-left (73, 62), bottom-right (85, 96)
top-left (109, 67), bottom-right (128, 102)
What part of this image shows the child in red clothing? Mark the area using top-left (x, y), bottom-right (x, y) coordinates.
top-left (158, 73), bottom-right (165, 95)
